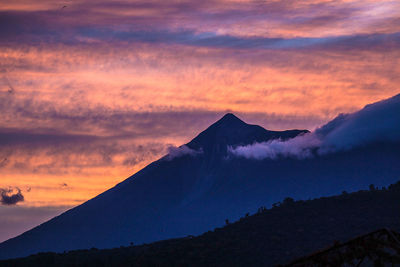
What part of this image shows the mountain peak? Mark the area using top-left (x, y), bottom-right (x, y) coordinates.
top-left (187, 113), bottom-right (307, 155)
top-left (220, 113), bottom-right (243, 122)
top-left (213, 113), bottom-right (247, 128)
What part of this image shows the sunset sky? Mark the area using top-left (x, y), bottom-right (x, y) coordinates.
top-left (1, 0), bottom-right (400, 242)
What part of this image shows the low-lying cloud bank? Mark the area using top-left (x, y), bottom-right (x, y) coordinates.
top-left (229, 94), bottom-right (400, 160)
top-left (166, 145), bottom-right (203, 160)
top-left (229, 133), bottom-right (320, 160)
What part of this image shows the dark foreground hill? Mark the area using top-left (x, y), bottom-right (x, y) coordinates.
top-left (286, 228), bottom-right (400, 266)
top-left (2, 181), bottom-right (400, 267)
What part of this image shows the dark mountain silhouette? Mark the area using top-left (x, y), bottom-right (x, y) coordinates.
top-left (2, 182), bottom-right (400, 266)
top-left (0, 95), bottom-right (399, 260)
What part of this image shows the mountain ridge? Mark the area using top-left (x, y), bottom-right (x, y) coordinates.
top-left (187, 112), bottom-right (308, 156)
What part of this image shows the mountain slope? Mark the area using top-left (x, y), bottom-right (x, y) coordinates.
top-left (2, 182), bottom-right (400, 266)
top-left (0, 114), bottom-right (307, 259)
top-left (0, 95), bottom-right (400, 260)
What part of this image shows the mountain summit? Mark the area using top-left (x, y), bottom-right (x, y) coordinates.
top-left (0, 96), bottom-right (400, 260)
top-left (213, 112), bottom-right (245, 126)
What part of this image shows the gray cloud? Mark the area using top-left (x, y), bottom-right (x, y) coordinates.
top-left (3, 18), bottom-right (399, 50)
top-left (0, 188), bottom-right (24, 206)
top-left (0, 135), bottom-right (173, 176)
top-left (0, 90), bottom-right (222, 141)
top-left (1, 4), bottom-right (399, 51)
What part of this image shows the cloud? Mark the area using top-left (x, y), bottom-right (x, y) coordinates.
top-left (2, 11), bottom-right (400, 50)
top-left (108, 31), bottom-right (400, 50)
top-left (229, 94), bottom-right (400, 160)
top-left (1, 0), bottom-right (400, 50)
top-left (0, 187), bottom-right (24, 205)
top-left (0, 139), bottom-right (169, 176)
top-left (317, 93), bottom-right (400, 153)
top-left (228, 133), bottom-right (320, 160)
top-left (0, 130), bottom-right (99, 147)
top-left (0, 107), bottom-right (223, 176)
top-left (165, 145), bottom-right (202, 160)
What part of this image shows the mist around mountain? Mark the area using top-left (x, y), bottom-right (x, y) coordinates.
top-left (1, 181), bottom-right (400, 266)
top-left (229, 93), bottom-right (400, 159)
top-left (0, 94), bottom-right (399, 260)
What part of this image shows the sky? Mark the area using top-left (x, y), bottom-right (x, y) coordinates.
top-left (0, 0), bottom-right (399, 242)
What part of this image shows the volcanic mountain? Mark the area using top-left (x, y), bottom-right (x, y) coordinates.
top-left (0, 94), bottom-right (399, 260)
